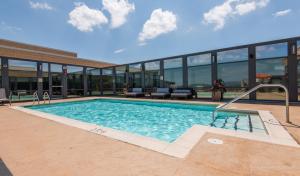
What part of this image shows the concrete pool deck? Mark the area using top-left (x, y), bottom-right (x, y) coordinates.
top-left (0, 97), bottom-right (300, 175)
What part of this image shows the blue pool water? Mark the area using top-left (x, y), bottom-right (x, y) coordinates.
top-left (25, 99), bottom-right (265, 142)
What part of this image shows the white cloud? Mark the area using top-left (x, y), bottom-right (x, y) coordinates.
top-left (68, 2), bottom-right (108, 32)
top-left (114, 48), bottom-right (125, 54)
top-left (273, 9), bottom-right (291, 17)
top-left (236, 2), bottom-right (256, 15)
top-left (138, 9), bottom-right (177, 43)
top-left (203, 0), bottom-right (270, 30)
top-left (0, 21), bottom-right (22, 33)
top-left (29, 1), bottom-right (53, 10)
top-left (102, 0), bottom-right (135, 28)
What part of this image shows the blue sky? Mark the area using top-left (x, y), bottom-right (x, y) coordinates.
top-left (0, 0), bottom-right (299, 64)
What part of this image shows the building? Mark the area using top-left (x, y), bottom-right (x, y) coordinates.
top-left (0, 36), bottom-right (300, 102)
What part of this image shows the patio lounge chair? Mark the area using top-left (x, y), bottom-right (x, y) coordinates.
top-left (151, 88), bottom-right (171, 99)
top-left (0, 88), bottom-right (11, 105)
top-left (171, 88), bottom-right (194, 99)
top-left (125, 88), bottom-right (145, 97)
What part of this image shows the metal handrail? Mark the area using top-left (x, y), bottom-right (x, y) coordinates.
top-left (212, 84), bottom-right (290, 123)
top-left (32, 91), bottom-right (40, 105)
top-left (43, 92), bottom-right (51, 104)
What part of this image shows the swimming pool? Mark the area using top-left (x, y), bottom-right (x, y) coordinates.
top-left (25, 99), bottom-right (266, 142)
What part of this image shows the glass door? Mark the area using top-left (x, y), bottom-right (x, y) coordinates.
top-left (51, 64), bottom-right (63, 99)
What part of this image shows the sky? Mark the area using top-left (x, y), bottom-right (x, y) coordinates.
top-left (0, 0), bottom-right (299, 64)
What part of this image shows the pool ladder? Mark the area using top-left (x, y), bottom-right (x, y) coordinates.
top-left (32, 91), bottom-right (51, 105)
top-left (212, 84), bottom-right (290, 123)
top-left (32, 91), bottom-right (40, 105)
top-left (43, 92), bottom-right (51, 104)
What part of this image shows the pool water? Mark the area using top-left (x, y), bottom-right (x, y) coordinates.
top-left (25, 99), bottom-right (266, 142)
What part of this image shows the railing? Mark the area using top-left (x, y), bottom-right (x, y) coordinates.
top-left (43, 92), bottom-right (51, 104)
top-left (32, 91), bottom-right (40, 105)
top-left (212, 84), bottom-right (290, 123)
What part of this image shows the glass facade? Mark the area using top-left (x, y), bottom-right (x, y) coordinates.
top-left (145, 61), bottom-right (160, 92)
top-left (188, 54), bottom-right (212, 98)
top-left (0, 37), bottom-right (299, 102)
top-left (115, 66), bottom-right (127, 94)
top-left (217, 48), bottom-right (249, 98)
top-left (102, 68), bottom-right (114, 95)
top-left (51, 64), bottom-right (63, 98)
top-left (87, 68), bottom-right (101, 96)
top-left (164, 58), bottom-right (183, 88)
top-left (8, 59), bottom-right (37, 101)
top-left (128, 63), bottom-right (142, 88)
top-left (67, 66), bottom-right (84, 97)
top-left (256, 43), bottom-right (288, 100)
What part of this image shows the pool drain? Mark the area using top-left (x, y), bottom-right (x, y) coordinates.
top-left (207, 138), bottom-right (223, 145)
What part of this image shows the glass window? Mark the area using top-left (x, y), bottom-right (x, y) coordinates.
top-left (217, 48), bottom-right (249, 99)
top-left (51, 64), bottom-right (63, 98)
top-left (115, 66), bottom-right (127, 94)
top-left (256, 43), bottom-right (288, 59)
top-left (187, 54), bottom-right (212, 98)
top-left (256, 42), bottom-right (288, 100)
top-left (8, 59), bottom-right (37, 101)
top-left (67, 66), bottom-right (83, 97)
top-left (102, 68), bottom-right (114, 95)
top-left (145, 61), bottom-right (160, 91)
top-left (87, 68), bottom-right (100, 96)
top-left (129, 63), bottom-right (142, 88)
top-left (42, 63), bottom-right (49, 92)
top-left (164, 58), bottom-right (183, 88)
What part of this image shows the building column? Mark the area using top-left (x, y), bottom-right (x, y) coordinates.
top-left (100, 69), bottom-right (103, 96)
top-left (182, 56), bottom-right (188, 88)
top-left (125, 65), bottom-right (129, 90)
top-left (141, 62), bottom-right (145, 90)
top-left (288, 40), bottom-right (298, 102)
top-left (159, 60), bottom-right (164, 88)
top-left (1, 58), bottom-right (9, 96)
top-left (248, 45), bottom-right (256, 100)
top-left (112, 67), bottom-right (116, 95)
top-left (37, 62), bottom-right (43, 99)
top-left (48, 64), bottom-right (53, 98)
top-left (211, 52), bottom-right (217, 84)
top-left (83, 67), bottom-right (88, 96)
top-left (62, 65), bottom-right (68, 98)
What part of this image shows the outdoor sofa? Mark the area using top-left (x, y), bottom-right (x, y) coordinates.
top-left (125, 88), bottom-right (145, 97)
top-left (150, 88), bottom-right (171, 99)
top-left (171, 88), bottom-right (195, 99)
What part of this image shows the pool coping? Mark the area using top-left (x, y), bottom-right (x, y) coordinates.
top-left (10, 97), bottom-right (299, 158)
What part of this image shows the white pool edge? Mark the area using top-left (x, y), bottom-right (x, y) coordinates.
top-left (10, 102), bottom-right (299, 159)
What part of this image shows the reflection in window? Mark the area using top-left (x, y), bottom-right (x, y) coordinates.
top-left (256, 43), bottom-right (288, 59)
top-left (145, 61), bottom-right (160, 91)
top-left (51, 64), bottom-right (63, 98)
top-left (9, 59), bottom-right (37, 101)
top-left (67, 66), bottom-right (83, 97)
top-left (164, 58), bottom-right (183, 88)
top-left (115, 66), bottom-right (127, 94)
top-left (42, 63), bottom-right (49, 92)
top-left (187, 54), bottom-right (211, 98)
top-left (256, 42), bottom-right (288, 100)
top-left (102, 68), bottom-right (114, 95)
top-left (129, 63), bottom-right (142, 88)
top-left (87, 68), bottom-right (100, 96)
top-left (217, 48), bottom-right (248, 99)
